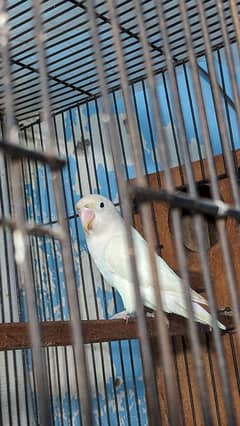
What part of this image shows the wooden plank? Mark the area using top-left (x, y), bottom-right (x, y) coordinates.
top-left (0, 315), bottom-right (234, 351)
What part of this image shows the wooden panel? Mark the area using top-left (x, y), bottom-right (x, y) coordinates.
top-left (131, 154), bottom-right (240, 425)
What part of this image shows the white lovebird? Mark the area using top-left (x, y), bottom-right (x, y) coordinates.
top-left (76, 194), bottom-right (225, 330)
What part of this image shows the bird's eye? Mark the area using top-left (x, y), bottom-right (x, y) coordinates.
top-left (100, 201), bottom-right (104, 208)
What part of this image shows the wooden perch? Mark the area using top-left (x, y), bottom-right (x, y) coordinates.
top-left (0, 313), bottom-right (234, 351)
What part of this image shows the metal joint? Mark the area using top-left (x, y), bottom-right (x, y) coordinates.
top-left (0, 215), bottom-right (64, 240)
top-left (0, 139), bottom-right (66, 170)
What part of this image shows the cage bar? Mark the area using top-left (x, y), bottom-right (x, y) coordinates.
top-left (0, 0), bottom-right (52, 424)
top-left (0, 0), bottom-right (239, 425)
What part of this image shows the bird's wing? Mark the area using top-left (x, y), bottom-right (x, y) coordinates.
top-left (141, 284), bottom-right (207, 311)
top-left (102, 231), bottom-right (132, 281)
top-left (102, 226), bottom-right (208, 306)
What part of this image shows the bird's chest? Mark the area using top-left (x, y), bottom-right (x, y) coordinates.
top-left (87, 236), bottom-right (114, 277)
top-left (87, 235), bottom-right (103, 258)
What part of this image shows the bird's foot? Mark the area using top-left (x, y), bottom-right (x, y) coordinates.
top-left (217, 306), bottom-right (232, 316)
top-left (165, 316), bottom-right (170, 328)
top-left (145, 311), bottom-right (155, 318)
top-left (145, 310), bottom-right (170, 328)
top-left (111, 310), bottom-right (134, 323)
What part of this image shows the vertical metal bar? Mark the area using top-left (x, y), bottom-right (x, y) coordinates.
top-left (181, 337), bottom-right (197, 426)
top-left (205, 334), bottom-right (222, 426)
top-left (133, 1), bottom-right (214, 424)
top-left (74, 104), bottom-right (124, 420)
top-left (2, 137), bottom-right (34, 426)
top-left (37, 119), bottom-right (74, 426)
top-left (31, 1), bottom-right (92, 424)
top-left (0, 1), bottom-right (52, 425)
top-left (111, 92), bottom-right (154, 424)
top-left (131, 84), bottom-right (162, 254)
top-left (0, 149), bottom-right (23, 426)
top-left (182, 63), bottom-right (205, 180)
top-left (161, 73), bottom-right (185, 185)
top-left (179, 0), bottom-right (240, 349)
top-left (0, 202), bottom-right (15, 426)
top-left (162, 73), bottom-right (186, 185)
top-left (217, 1), bottom-right (240, 147)
top-left (24, 125), bottom-right (65, 422)
top-left (58, 110), bottom-right (109, 426)
top-left (216, 49), bottom-right (238, 168)
top-left (196, 0), bottom-right (240, 207)
top-left (87, 2), bottom-right (161, 425)
top-left (229, 0), bottom-right (240, 53)
top-left (52, 113), bottom-right (91, 426)
top-left (171, 339), bottom-right (186, 426)
top-left (66, 112), bottom-right (103, 423)
top-left (111, 92), bottom-right (131, 181)
top-left (19, 154), bottom-right (44, 422)
top-left (90, 98), bottom-right (139, 423)
top-left (107, 1), bottom-right (183, 425)
top-left (140, 80), bottom-right (162, 186)
top-left (112, 90), bottom-right (161, 423)
top-left (229, 335), bottom-right (240, 392)
top-left (154, 0), bottom-right (236, 423)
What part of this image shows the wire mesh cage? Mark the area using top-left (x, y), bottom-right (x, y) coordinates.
top-left (0, 0), bottom-right (239, 425)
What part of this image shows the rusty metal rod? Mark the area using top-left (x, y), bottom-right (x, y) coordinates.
top-left (133, 1), bottom-right (214, 424)
top-left (0, 1), bottom-right (52, 424)
top-left (31, 1), bottom-right (92, 425)
top-left (155, 0), bottom-right (237, 423)
top-left (217, 1), bottom-right (240, 133)
top-left (107, 0), bottom-right (183, 424)
top-left (229, 0), bottom-right (240, 53)
top-left (87, 1), bottom-right (161, 425)
top-left (179, 0), bottom-right (240, 359)
top-left (196, 0), bottom-right (240, 208)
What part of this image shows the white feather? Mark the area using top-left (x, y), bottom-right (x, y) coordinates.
top-left (76, 194), bottom-right (225, 330)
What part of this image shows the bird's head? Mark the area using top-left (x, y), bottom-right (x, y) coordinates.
top-left (76, 194), bottom-right (120, 235)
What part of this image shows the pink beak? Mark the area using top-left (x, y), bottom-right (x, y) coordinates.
top-left (80, 207), bottom-right (95, 232)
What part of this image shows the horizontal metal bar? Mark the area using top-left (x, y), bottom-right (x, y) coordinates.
top-left (0, 139), bottom-right (66, 169)
top-left (131, 185), bottom-right (240, 221)
top-left (0, 215), bottom-right (64, 240)
top-left (0, 313), bottom-right (234, 351)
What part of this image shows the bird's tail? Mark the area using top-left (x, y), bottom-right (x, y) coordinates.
top-left (193, 302), bottom-right (226, 330)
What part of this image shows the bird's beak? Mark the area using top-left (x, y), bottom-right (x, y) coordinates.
top-left (80, 207), bottom-right (95, 233)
